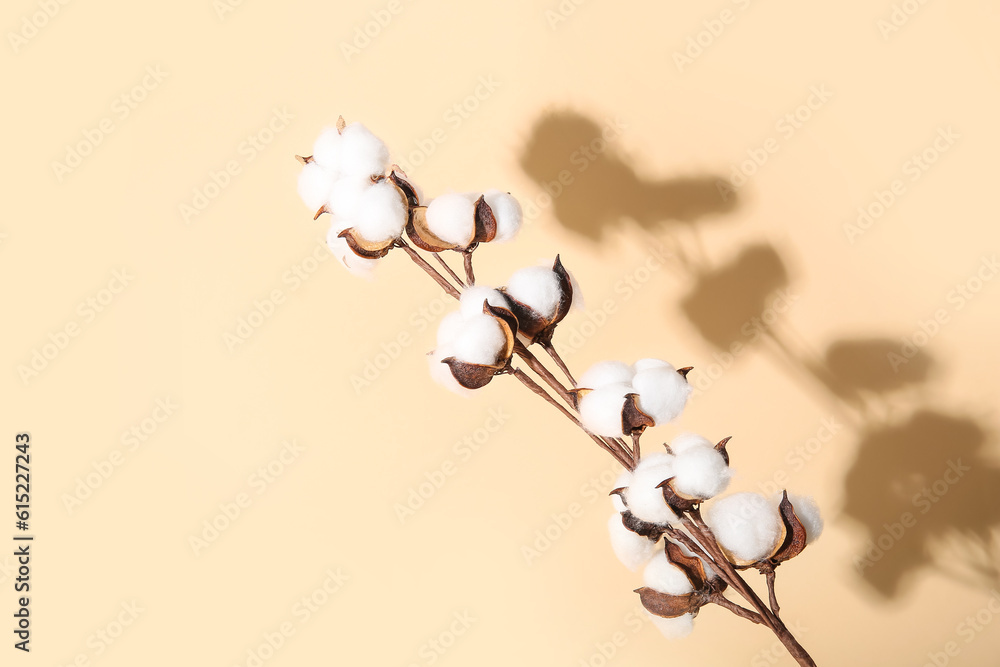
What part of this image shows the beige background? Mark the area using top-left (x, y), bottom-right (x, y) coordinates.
top-left (3, 0), bottom-right (1000, 665)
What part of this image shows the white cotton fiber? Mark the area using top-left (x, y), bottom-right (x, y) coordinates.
top-left (608, 514), bottom-right (657, 571)
top-left (326, 226), bottom-right (377, 279)
top-left (632, 366), bottom-right (692, 425)
top-left (648, 612), bottom-right (694, 640)
top-left (672, 445), bottom-right (731, 500)
top-left (626, 454), bottom-right (679, 525)
top-left (452, 316), bottom-right (506, 365)
top-left (338, 122), bottom-right (390, 179)
top-left (428, 346), bottom-right (470, 396)
top-left (311, 127), bottom-right (343, 170)
top-left (781, 493), bottom-right (824, 545)
top-left (297, 162), bottom-right (337, 211)
top-left (355, 180), bottom-right (406, 243)
top-left (459, 286), bottom-right (509, 319)
top-left (669, 432), bottom-right (714, 454)
top-left (436, 311), bottom-right (464, 348)
top-left (706, 492), bottom-right (783, 564)
top-left (578, 383), bottom-right (631, 437)
top-left (505, 265), bottom-right (563, 319)
top-left (579, 360), bottom-right (636, 390)
top-left (632, 358), bottom-right (671, 373)
top-left (426, 193), bottom-right (476, 247)
top-left (643, 549), bottom-right (696, 595)
top-left (483, 189), bottom-right (523, 243)
top-left (611, 470), bottom-right (632, 512)
top-left (327, 176), bottom-right (371, 220)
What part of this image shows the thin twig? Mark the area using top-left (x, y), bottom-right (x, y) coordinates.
top-left (399, 242), bottom-right (460, 299)
top-left (765, 567), bottom-right (780, 617)
top-left (433, 253), bottom-right (465, 288)
top-left (631, 432), bottom-right (641, 466)
top-left (709, 592), bottom-right (765, 625)
top-left (540, 342), bottom-right (577, 386)
top-left (463, 250), bottom-right (475, 285)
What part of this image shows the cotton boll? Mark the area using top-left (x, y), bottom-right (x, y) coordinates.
top-left (459, 286), bottom-right (509, 319)
top-left (626, 455), bottom-right (679, 525)
top-left (327, 177), bottom-right (371, 220)
top-left (632, 366), bottom-right (692, 425)
top-left (428, 346), bottom-right (470, 396)
top-left (436, 311), bottom-right (464, 347)
top-left (452, 316), bottom-right (506, 365)
top-left (578, 360), bottom-right (636, 389)
top-left (706, 493), bottom-right (783, 563)
top-left (426, 193), bottom-right (476, 247)
top-left (578, 383), bottom-right (631, 437)
top-left (297, 162), bottom-right (337, 211)
top-left (506, 266), bottom-right (563, 319)
top-left (648, 612), bottom-right (694, 640)
top-left (608, 514), bottom-right (657, 571)
top-left (338, 122), bottom-right (390, 179)
top-left (669, 432), bottom-right (714, 454)
top-left (311, 127), bottom-right (343, 169)
top-left (782, 493), bottom-right (824, 544)
top-left (672, 446), bottom-right (731, 500)
top-left (354, 180), bottom-right (406, 243)
top-left (643, 550), bottom-right (696, 595)
top-left (326, 227), bottom-right (377, 279)
top-left (483, 189), bottom-right (523, 242)
top-left (671, 538), bottom-right (718, 580)
top-left (611, 470), bottom-right (632, 512)
top-left (632, 358), bottom-right (671, 373)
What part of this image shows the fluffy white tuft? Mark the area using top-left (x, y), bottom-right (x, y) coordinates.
top-left (505, 265), bottom-right (563, 319)
top-left (355, 180), bottom-right (406, 243)
top-left (311, 128), bottom-right (344, 170)
top-left (632, 358), bottom-right (671, 373)
top-left (338, 122), bottom-right (390, 179)
top-left (428, 346), bottom-right (470, 396)
top-left (436, 311), bottom-right (465, 347)
top-left (631, 366), bottom-right (692, 425)
top-left (451, 316), bottom-right (506, 365)
top-left (608, 514), bottom-right (657, 571)
top-left (625, 454), bottom-right (679, 525)
top-left (648, 612), bottom-right (694, 640)
top-left (326, 226), bottom-right (377, 279)
top-left (459, 286), bottom-right (510, 319)
top-left (297, 162), bottom-right (337, 211)
top-left (706, 492), bottom-right (783, 563)
top-left (483, 189), bottom-right (522, 243)
top-left (669, 432), bottom-right (714, 454)
top-left (426, 193), bottom-right (476, 247)
top-left (672, 444), bottom-right (731, 500)
top-left (327, 177), bottom-right (371, 220)
top-left (578, 383), bottom-right (631, 437)
top-left (781, 493), bottom-right (824, 545)
top-left (643, 549), bottom-right (696, 595)
top-left (579, 360), bottom-right (636, 389)
top-left (611, 470), bottom-right (632, 512)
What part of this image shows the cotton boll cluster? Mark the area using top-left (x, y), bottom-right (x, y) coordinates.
top-left (577, 358), bottom-right (692, 437)
top-left (706, 492), bottom-right (784, 564)
top-left (607, 514), bottom-right (658, 571)
top-left (668, 433), bottom-right (731, 501)
top-left (625, 453), bottom-right (679, 525)
top-left (429, 289), bottom-right (513, 393)
top-left (421, 189), bottom-right (524, 250)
